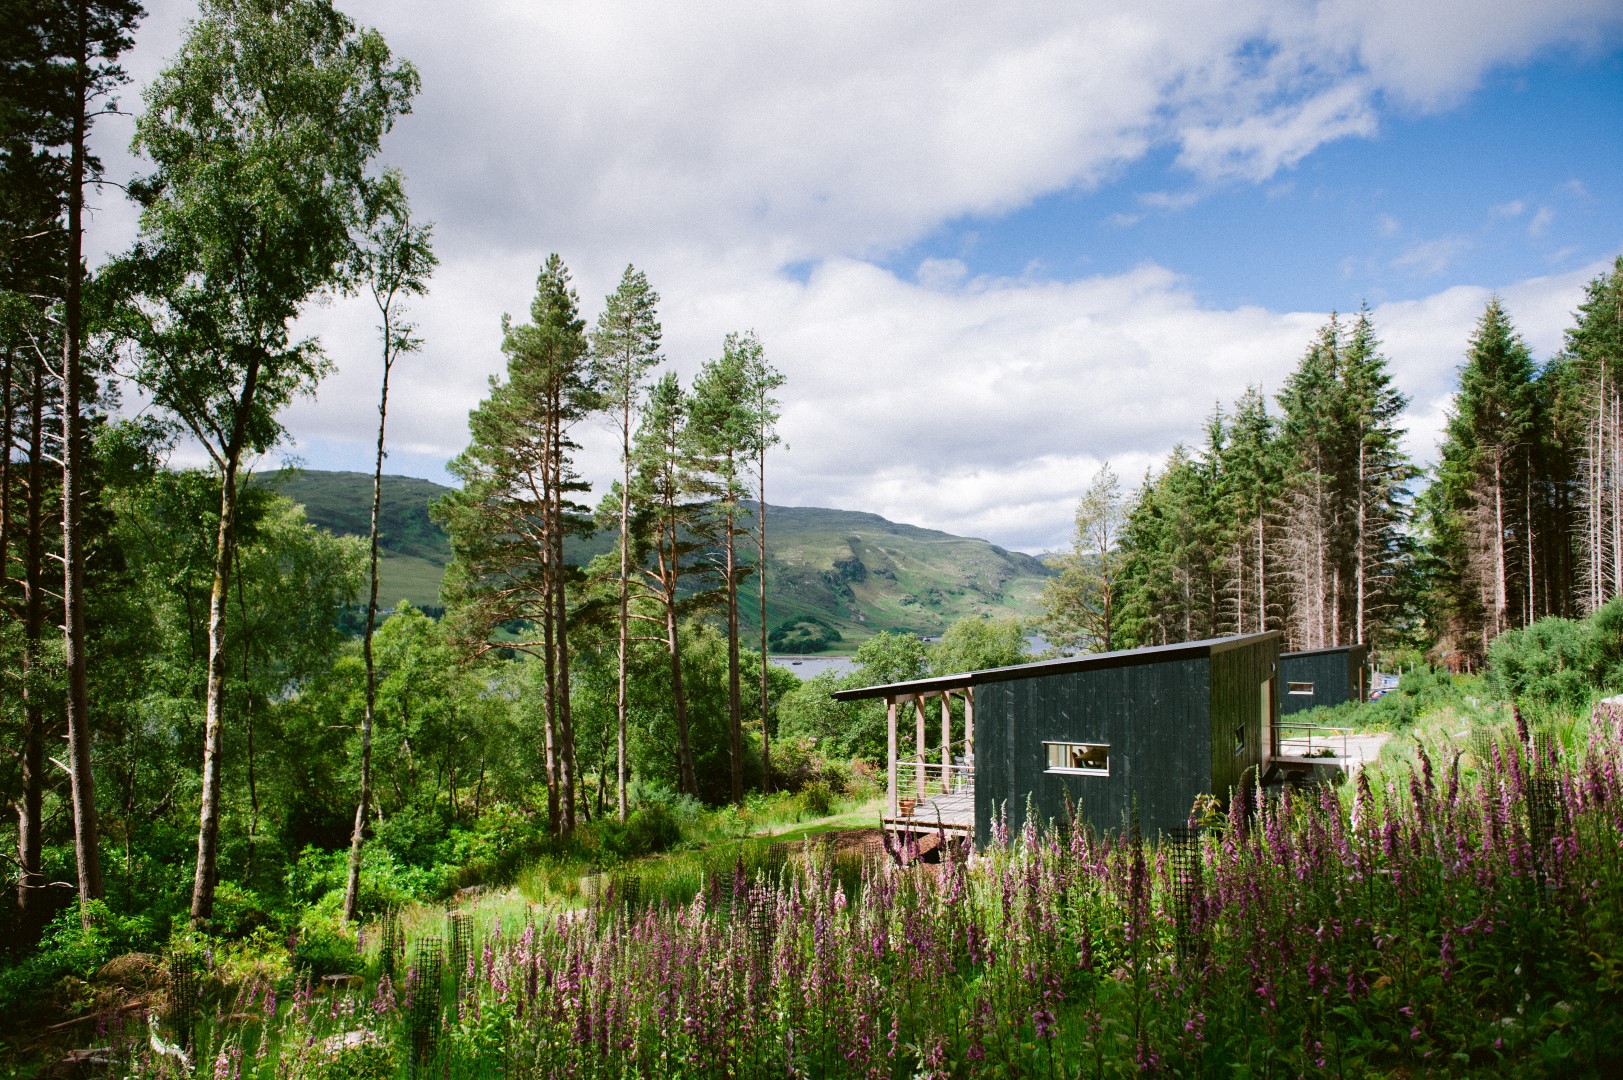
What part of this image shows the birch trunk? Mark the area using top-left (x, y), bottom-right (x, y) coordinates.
top-left (191, 357), bottom-right (259, 926)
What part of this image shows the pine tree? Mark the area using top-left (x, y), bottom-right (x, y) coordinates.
top-left (2, 0), bottom-right (143, 932)
top-left (688, 332), bottom-right (761, 804)
top-left (629, 371), bottom-right (704, 794)
top-left (438, 254), bottom-right (597, 835)
top-left (743, 348), bottom-right (784, 790)
top-left (588, 265), bottom-right (662, 821)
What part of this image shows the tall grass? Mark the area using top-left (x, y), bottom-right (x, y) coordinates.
top-left (103, 706), bottom-right (1623, 1077)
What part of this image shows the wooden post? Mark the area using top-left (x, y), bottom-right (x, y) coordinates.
top-left (964, 688), bottom-right (974, 770)
top-left (941, 692), bottom-right (952, 788)
top-left (915, 695), bottom-right (927, 799)
top-left (886, 697), bottom-right (898, 818)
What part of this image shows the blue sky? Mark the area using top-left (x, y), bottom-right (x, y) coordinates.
top-left (105, 2), bottom-right (1623, 553)
top-left (890, 52), bottom-right (1623, 314)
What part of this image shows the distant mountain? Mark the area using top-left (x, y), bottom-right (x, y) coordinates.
top-left (257, 470), bottom-right (458, 612)
top-left (260, 469), bottom-right (1052, 648)
top-left (744, 504), bottom-right (1052, 650)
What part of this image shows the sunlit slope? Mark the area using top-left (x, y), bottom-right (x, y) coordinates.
top-left (259, 471), bottom-right (1051, 645)
top-left (742, 505), bottom-right (1051, 649)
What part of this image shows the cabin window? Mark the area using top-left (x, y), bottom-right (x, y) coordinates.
top-left (1232, 724), bottom-right (1247, 755)
top-left (1288, 681), bottom-right (1315, 696)
top-left (1045, 742), bottom-right (1109, 775)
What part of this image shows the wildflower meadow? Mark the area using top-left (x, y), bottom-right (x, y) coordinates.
top-left (88, 705), bottom-right (1623, 1077)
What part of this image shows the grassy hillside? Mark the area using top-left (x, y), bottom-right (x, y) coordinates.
top-left (740, 504), bottom-right (1051, 650)
top-left (261, 470), bottom-right (1051, 647)
top-left (257, 470), bottom-right (457, 610)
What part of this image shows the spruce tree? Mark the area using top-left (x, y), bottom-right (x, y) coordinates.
top-left (1552, 256), bottom-right (1623, 611)
top-left (1429, 298), bottom-right (1540, 656)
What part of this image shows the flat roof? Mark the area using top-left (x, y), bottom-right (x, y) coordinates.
top-left (1281, 644), bottom-right (1370, 659)
top-left (832, 631), bottom-right (1282, 702)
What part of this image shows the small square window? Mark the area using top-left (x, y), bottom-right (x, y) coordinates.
top-left (1288, 681), bottom-right (1315, 696)
top-left (1045, 742), bottom-right (1109, 775)
top-left (1232, 725), bottom-right (1247, 755)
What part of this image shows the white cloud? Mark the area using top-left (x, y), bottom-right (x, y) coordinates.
top-left (1177, 80), bottom-right (1378, 182)
top-left (265, 248), bottom-right (1609, 554)
top-left (1392, 235), bottom-right (1472, 276)
top-left (1529, 206), bottom-right (1556, 236)
top-left (1490, 199), bottom-right (1526, 219)
top-left (97, 0), bottom-right (1623, 269)
top-left (92, 2), bottom-right (1623, 555)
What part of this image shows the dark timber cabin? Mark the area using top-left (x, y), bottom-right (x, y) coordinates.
top-left (1279, 644), bottom-right (1370, 715)
top-left (833, 631), bottom-right (1287, 848)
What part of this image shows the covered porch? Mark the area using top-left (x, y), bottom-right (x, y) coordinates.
top-left (881, 683), bottom-right (975, 839)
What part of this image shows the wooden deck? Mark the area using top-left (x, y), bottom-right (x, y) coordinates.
top-left (884, 785), bottom-right (974, 836)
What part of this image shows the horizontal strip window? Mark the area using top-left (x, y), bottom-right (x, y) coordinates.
top-left (1287, 682), bottom-right (1315, 695)
top-left (1045, 741), bottom-right (1109, 775)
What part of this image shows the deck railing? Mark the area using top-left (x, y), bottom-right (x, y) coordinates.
top-left (1273, 721), bottom-right (1353, 761)
top-left (892, 761), bottom-right (974, 801)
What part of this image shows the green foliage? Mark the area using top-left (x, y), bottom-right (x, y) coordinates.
top-left (290, 1030), bottom-right (396, 1080)
top-left (1039, 464), bottom-right (1127, 653)
top-left (292, 898), bottom-right (360, 977)
top-left (930, 615), bottom-right (1027, 674)
top-left (1486, 613), bottom-right (1603, 710)
top-left (54, 715), bottom-right (1623, 1076)
top-left (595, 803), bottom-right (682, 862)
top-left (797, 779), bottom-right (834, 817)
top-left (0, 901), bottom-right (154, 1016)
top-left (766, 614), bottom-right (842, 653)
top-left (1423, 297), bottom-right (1552, 660)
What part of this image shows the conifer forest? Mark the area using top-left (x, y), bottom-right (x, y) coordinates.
top-left (4, 0), bottom-right (1623, 1076)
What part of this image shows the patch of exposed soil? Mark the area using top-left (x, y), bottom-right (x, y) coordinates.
top-left (786, 827), bottom-right (887, 860)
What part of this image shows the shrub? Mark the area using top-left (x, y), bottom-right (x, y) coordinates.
top-left (626, 803), bottom-right (682, 855)
top-left (798, 780), bottom-right (834, 818)
top-left (596, 803), bottom-right (684, 862)
top-left (0, 900), bottom-right (155, 1015)
top-left (210, 881), bottom-right (271, 938)
top-left (1359, 665), bottom-right (1466, 728)
top-left (292, 898), bottom-right (359, 977)
top-left (770, 735), bottom-right (853, 793)
top-left (1486, 616), bottom-right (1599, 710)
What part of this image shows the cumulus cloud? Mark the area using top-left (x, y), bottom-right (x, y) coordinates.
top-left (273, 248), bottom-right (1610, 553)
top-left (91, 2), bottom-right (1623, 553)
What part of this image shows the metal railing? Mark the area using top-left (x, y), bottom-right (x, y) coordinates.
top-left (892, 761), bottom-right (974, 801)
top-left (1273, 721), bottom-right (1353, 761)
